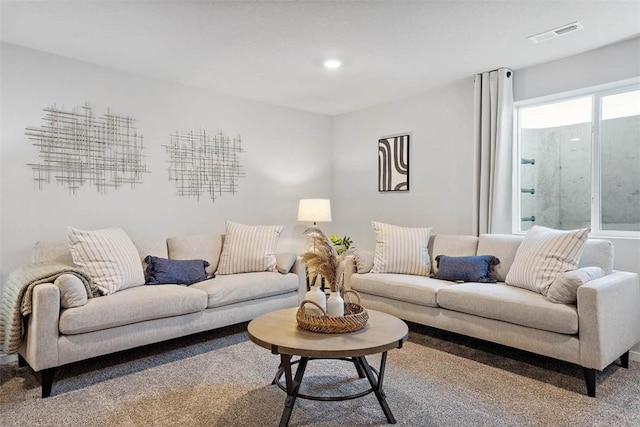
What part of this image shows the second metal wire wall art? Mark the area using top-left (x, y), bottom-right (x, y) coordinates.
top-left (163, 129), bottom-right (245, 202)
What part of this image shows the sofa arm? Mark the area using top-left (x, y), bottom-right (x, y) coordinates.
top-left (292, 256), bottom-right (307, 303)
top-left (577, 271), bottom-right (640, 370)
top-left (19, 283), bottom-right (60, 371)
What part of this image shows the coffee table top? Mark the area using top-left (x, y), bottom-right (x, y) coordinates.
top-left (247, 307), bottom-right (408, 358)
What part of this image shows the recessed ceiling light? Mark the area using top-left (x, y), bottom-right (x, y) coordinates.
top-left (323, 59), bottom-right (342, 69)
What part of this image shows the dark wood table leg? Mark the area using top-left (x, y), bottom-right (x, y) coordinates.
top-left (357, 352), bottom-right (396, 424)
top-left (279, 354), bottom-right (308, 427)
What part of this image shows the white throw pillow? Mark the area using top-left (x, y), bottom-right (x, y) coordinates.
top-left (68, 226), bottom-right (145, 295)
top-left (276, 252), bottom-right (297, 274)
top-left (54, 274), bottom-right (88, 308)
top-left (371, 222), bottom-right (432, 276)
top-left (216, 221), bottom-right (283, 274)
top-left (506, 226), bottom-right (590, 295)
top-left (545, 266), bottom-right (605, 304)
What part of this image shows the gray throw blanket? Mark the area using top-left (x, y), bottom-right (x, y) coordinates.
top-left (0, 261), bottom-right (102, 354)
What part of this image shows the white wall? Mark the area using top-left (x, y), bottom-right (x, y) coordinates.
top-left (513, 37), bottom-right (640, 102)
top-left (331, 78), bottom-right (475, 249)
top-left (0, 43), bottom-right (333, 288)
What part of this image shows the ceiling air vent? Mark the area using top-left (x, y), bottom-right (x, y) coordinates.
top-left (527, 21), bottom-right (584, 44)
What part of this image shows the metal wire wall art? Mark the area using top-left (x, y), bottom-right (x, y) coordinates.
top-left (163, 129), bottom-right (245, 202)
top-left (25, 103), bottom-right (149, 194)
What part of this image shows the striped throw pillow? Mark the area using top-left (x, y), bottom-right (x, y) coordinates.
top-left (68, 227), bottom-right (145, 295)
top-left (505, 226), bottom-right (590, 295)
top-left (371, 222), bottom-right (432, 276)
top-left (216, 221), bottom-right (283, 274)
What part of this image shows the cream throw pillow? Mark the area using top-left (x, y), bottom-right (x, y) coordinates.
top-left (68, 227), bottom-right (145, 295)
top-left (276, 252), bottom-right (297, 274)
top-left (506, 226), bottom-right (590, 295)
top-left (545, 266), bottom-right (605, 304)
top-left (371, 222), bottom-right (432, 276)
top-left (216, 221), bottom-right (283, 274)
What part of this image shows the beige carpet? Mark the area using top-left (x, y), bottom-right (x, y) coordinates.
top-left (1, 322), bottom-right (638, 426)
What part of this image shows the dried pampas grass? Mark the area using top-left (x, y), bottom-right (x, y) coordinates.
top-left (301, 228), bottom-right (339, 292)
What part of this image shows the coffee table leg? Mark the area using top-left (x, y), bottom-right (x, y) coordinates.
top-left (279, 354), bottom-right (308, 427)
top-left (357, 353), bottom-right (396, 424)
top-left (352, 357), bottom-right (366, 378)
top-left (272, 360), bottom-right (284, 385)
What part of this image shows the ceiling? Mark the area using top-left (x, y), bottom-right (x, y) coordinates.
top-left (1, 1), bottom-right (639, 116)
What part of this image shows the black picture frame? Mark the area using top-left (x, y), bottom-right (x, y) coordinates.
top-left (378, 134), bottom-right (410, 192)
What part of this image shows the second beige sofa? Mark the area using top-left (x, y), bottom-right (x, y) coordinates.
top-left (344, 233), bottom-right (640, 397)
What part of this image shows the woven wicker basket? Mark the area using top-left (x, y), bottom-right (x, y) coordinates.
top-left (296, 289), bottom-right (369, 334)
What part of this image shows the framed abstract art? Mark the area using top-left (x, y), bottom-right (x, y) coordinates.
top-left (378, 134), bottom-right (410, 192)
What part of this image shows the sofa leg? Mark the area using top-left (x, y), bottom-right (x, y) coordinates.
top-left (582, 367), bottom-right (596, 398)
top-left (18, 354), bottom-right (27, 368)
top-left (41, 368), bottom-right (55, 398)
top-left (620, 351), bottom-right (630, 369)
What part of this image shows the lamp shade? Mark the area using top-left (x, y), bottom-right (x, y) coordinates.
top-left (298, 199), bottom-right (332, 223)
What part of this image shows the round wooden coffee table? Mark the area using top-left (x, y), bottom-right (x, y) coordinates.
top-left (247, 307), bottom-right (408, 426)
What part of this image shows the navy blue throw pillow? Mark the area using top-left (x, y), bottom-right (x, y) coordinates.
top-left (144, 256), bottom-right (210, 286)
top-left (433, 255), bottom-right (500, 283)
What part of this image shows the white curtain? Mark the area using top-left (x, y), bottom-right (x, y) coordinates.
top-left (473, 68), bottom-right (514, 235)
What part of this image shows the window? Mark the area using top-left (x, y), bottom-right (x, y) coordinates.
top-left (514, 80), bottom-right (640, 236)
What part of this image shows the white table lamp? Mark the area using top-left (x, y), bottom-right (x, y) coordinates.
top-left (298, 199), bottom-right (332, 226)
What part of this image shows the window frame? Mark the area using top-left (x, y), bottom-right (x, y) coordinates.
top-left (513, 77), bottom-right (640, 238)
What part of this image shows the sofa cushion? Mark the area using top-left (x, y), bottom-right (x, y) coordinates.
top-left (133, 236), bottom-right (169, 262)
top-left (33, 236), bottom-right (167, 267)
top-left (189, 272), bottom-right (299, 308)
top-left (437, 283), bottom-right (578, 334)
top-left (431, 234), bottom-right (478, 274)
top-left (433, 255), bottom-right (499, 283)
top-left (167, 234), bottom-right (222, 276)
top-left (506, 226), bottom-right (590, 295)
top-left (477, 234), bottom-right (523, 282)
top-left (216, 221), bottom-right (283, 274)
top-left (67, 227), bottom-right (145, 295)
top-left (144, 256), bottom-right (210, 285)
top-left (371, 221), bottom-right (432, 276)
top-left (355, 250), bottom-right (374, 273)
top-left (59, 285), bottom-right (207, 335)
top-left (32, 241), bottom-right (75, 265)
top-left (351, 273), bottom-right (450, 307)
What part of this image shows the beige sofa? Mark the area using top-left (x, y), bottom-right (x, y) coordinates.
top-left (344, 233), bottom-right (640, 397)
top-left (18, 234), bottom-right (306, 397)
